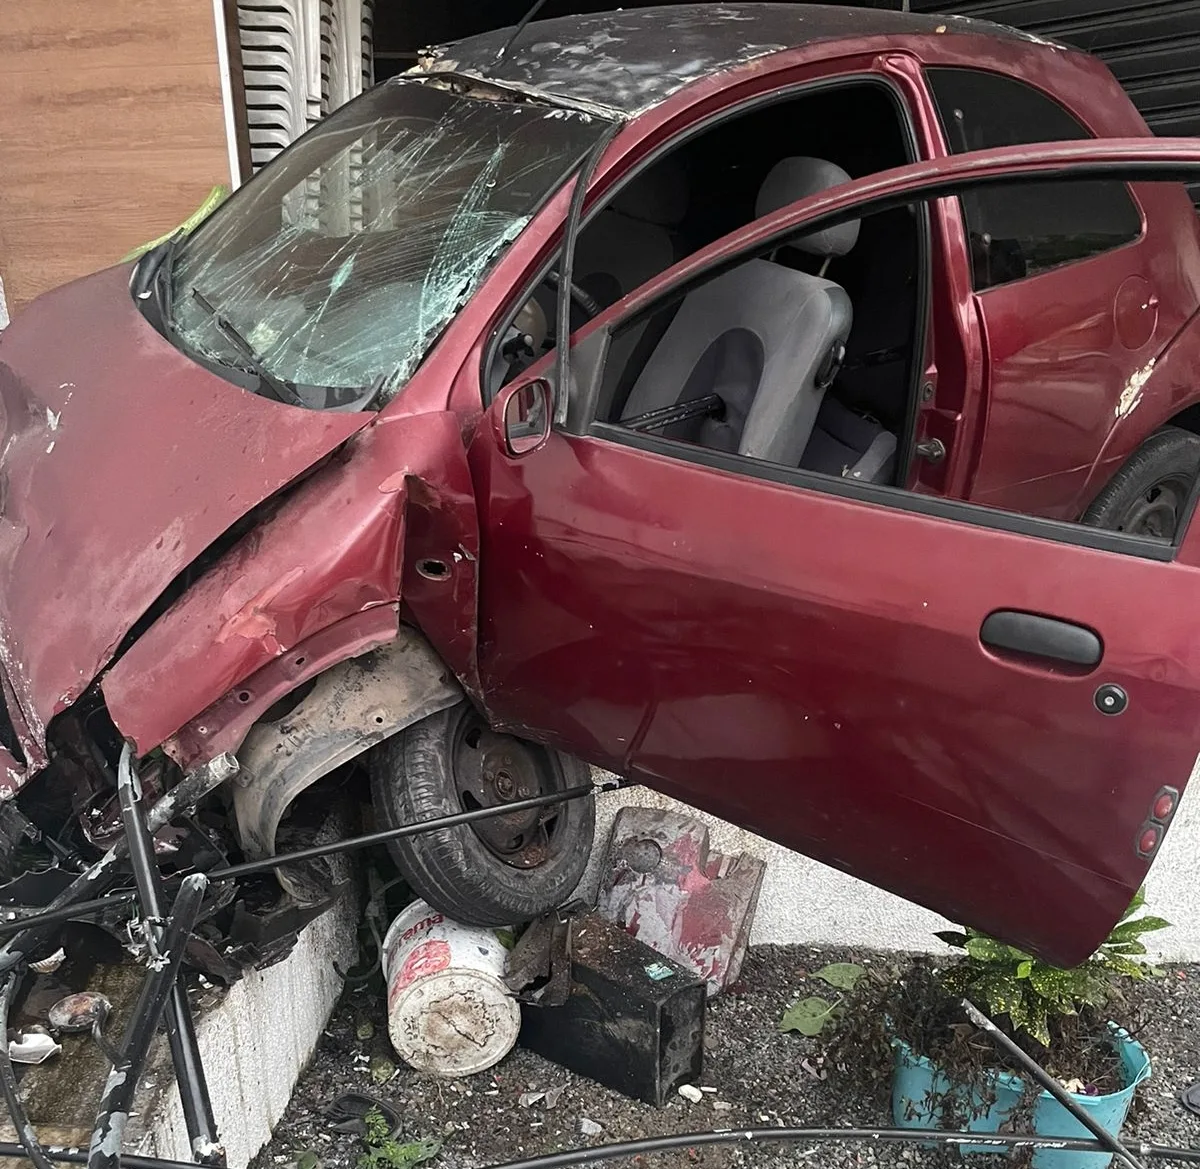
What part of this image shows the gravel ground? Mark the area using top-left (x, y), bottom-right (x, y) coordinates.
top-left (255, 946), bottom-right (1200, 1169)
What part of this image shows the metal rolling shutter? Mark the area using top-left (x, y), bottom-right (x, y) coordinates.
top-left (908, 0), bottom-right (1200, 203)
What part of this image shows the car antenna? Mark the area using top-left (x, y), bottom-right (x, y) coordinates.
top-left (495, 0), bottom-right (550, 64)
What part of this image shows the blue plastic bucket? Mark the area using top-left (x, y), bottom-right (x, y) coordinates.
top-left (891, 1024), bottom-right (1151, 1169)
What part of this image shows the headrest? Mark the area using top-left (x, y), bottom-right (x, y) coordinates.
top-left (610, 157), bottom-right (689, 227)
top-left (755, 157), bottom-right (859, 257)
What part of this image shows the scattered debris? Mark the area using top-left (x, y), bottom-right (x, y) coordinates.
top-left (367, 1053), bottom-right (395, 1085)
top-left (48, 990), bottom-right (111, 1032)
top-left (324, 1092), bottom-right (401, 1137)
top-left (677, 1084), bottom-right (703, 1103)
top-left (1181, 1083), bottom-right (1200, 1117)
top-left (518, 1091), bottom-right (545, 1108)
top-left (357, 1106), bottom-right (441, 1169)
top-left (578, 1118), bottom-right (603, 1137)
top-left (598, 807), bottom-right (766, 996)
top-left (29, 947), bottom-right (66, 974)
top-left (518, 909), bottom-right (706, 1106)
top-left (8, 1027), bottom-right (61, 1064)
top-left (382, 899), bottom-right (520, 1077)
top-left (712, 1100), bottom-right (734, 1112)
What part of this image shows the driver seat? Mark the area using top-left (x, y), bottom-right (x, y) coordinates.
top-left (620, 157), bottom-right (858, 467)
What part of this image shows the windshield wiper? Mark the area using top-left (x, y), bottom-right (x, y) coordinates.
top-left (189, 287), bottom-right (307, 408)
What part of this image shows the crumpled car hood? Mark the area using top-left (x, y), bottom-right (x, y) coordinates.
top-left (0, 265), bottom-right (370, 781)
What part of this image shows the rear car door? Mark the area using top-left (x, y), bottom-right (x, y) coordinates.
top-left (923, 68), bottom-right (1200, 519)
top-left (468, 141), bottom-right (1200, 965)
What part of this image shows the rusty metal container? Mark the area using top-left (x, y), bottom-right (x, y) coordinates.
top-left (517, 911), bottom-right (705, 1105)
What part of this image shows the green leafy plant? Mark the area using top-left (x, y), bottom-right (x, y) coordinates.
top-left (780, 962), bottom-right (866, 1036)
top-left (935, 887), bottom-right (1170, 1048)
top-left (358, 1107), bottom-right (441, 1169)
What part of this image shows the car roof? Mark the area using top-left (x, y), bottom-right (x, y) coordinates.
top-left (415, 3), bottom-right (1057, 118)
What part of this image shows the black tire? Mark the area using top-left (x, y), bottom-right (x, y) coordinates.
top-left (1082, 427), bottom-right (1200, 539)
top-left (369, 702), bottom-right (594, 925)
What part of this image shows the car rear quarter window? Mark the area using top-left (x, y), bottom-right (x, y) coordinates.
top-left (926, 67), bottom-right (1143, 291)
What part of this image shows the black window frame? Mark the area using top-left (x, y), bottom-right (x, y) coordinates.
top-left (925, 66), bottom-right (1146, 292)
top-left (562, 164), bottom-right (1200, 566)
top-left (479, 70), bottom-right (923, 407)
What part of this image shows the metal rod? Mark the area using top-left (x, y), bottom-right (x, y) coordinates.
top-left (0, 755), bottom-right (237, 975)
top-left (482, 1127), bottom-right (1195, 1169)
top-left (0, 782), bottom-right (602, 940)
top-left (0, 1128), bottom-right (1195, 1169)
top-left (0, 971), bottom-right (54, 1169)
top-left (0, 893), bottom-right (137, 937)
top-left (962, 998), bottom-right (1147, 1169)
top-left (208, 782), bottom-right (598, 881)
top-left (87, 874), bottom-right (208, 1169)
top-left (117, 747), bottom-right (223, 1166)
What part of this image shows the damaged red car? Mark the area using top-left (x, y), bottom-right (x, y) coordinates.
top-left (3, 4), bottom-right (1200, 969)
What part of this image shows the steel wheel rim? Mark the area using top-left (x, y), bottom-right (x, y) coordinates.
top-left (450, 709), bottom-right (565, 869)
top-left (1115, 472), bottom-right (1193, 539)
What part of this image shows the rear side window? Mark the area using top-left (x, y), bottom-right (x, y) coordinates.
top-left (927, 68), bottom-right (1143, 290)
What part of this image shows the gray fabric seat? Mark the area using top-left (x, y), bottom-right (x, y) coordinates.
top-left (574, 159), bottom-right (689, 305)
top-left (801, 396), bottom-right (898, 483)
top-left (620, 157), bottom-right (859, 467)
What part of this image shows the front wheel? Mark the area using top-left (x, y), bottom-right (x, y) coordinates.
top-left (369, 702), bottom-right (595, 925)
top-left (1082, 427), bottom-right (1200, 539)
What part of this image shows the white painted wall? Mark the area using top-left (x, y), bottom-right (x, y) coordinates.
top-left (130, 889), bottom-right (358, 1168)
top-left (584, 764), bottom-right (1200, 962)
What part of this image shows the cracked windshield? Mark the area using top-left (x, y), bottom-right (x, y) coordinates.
top-left (166, 80), bottom-right (608, 409)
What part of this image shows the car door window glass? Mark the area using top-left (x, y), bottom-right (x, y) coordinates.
top-left (926, 68), bottom-right (1143, 290)
top-left (492, 79), bottom-right (916, 395)
top-left (586, 185), bottom-right (1198, 557)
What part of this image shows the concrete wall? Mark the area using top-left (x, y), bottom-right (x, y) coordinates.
top-left (585, 761), bottom-right (1200, 961)
top-left (130, 891), bottom-right (358, 1168)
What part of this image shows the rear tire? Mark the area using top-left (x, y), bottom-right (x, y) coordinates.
top-left (369, 702), bottom-right (594, 925)
top-left (1082, 427), bottom-right (1200, 539)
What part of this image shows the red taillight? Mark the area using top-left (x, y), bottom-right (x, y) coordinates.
top-left (1151, 786), bottom-right (1179, 824)
top-left (1137, 824), bottom-right (1162, 858)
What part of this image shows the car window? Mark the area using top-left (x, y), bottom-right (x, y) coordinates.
top-left (926, 68), bottom-right (1143, 291)
top-left (165, 80), bottom-right (609, 409)
top-left (576, 182), bottom-right (1199, 561)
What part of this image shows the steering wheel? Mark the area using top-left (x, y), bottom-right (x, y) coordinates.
top-left (543, 271), bottom-right (602, 323)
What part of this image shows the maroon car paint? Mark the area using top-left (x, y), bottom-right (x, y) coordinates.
top-left (102, 409), bottom-right (478, 756)
top-left (1, 9), bottom-right (1200, 963)
top-left (0, 266), bottom-right (370, 786)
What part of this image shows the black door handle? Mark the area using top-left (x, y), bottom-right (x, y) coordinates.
top-left (980, 610), bottom-right (1103, 667)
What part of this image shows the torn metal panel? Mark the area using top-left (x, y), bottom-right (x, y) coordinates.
top-left (231, 628), bottom-right (463, 900)
top-left (165, 605), bottom-right (401, 770)
top-left (0, 267), bottom-right (370, 781)
top-left (103, 409), bottom-right (479, 756)
top-left (417, 4), bottom-right (1048, 118)
top-left (166, 79), bottom-right (608, 408)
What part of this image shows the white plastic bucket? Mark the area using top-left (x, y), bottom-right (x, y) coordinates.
top-left (381, 899), bottom-right (520, 1077)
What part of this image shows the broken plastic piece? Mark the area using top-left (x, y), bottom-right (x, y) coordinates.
top-left (324, 1091), bottom-right (401, 1137)
top-left (8, 1029), bottom-right (60, 1065)
top-left (29, 948), bottom-right (66, 975)
top-left (1181, 1083), bottom-right (1200, 1117)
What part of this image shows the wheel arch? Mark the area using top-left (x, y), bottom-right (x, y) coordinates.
top-left (228, 624), bottom-right (464, 897)
top-left (1072, 311), bottom-right (1200, 518)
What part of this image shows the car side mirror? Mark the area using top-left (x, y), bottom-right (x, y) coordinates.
top-left (495, 378), bottom-right (552, 458)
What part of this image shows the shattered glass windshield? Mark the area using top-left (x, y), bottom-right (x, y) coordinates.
top-left (166, 79), bottom-right (609, 408)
